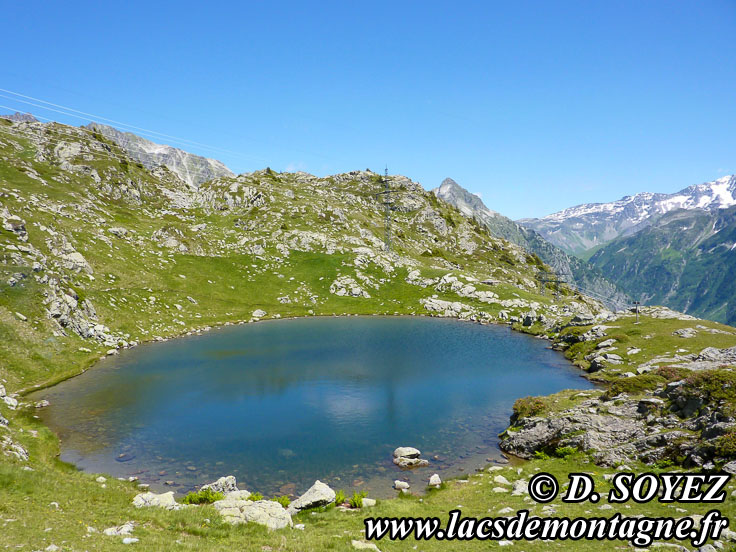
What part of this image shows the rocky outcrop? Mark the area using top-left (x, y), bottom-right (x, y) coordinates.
top-left (330, 276), bottom-right (370, 298)
top-left (86, 122), bottom-right (233, 188)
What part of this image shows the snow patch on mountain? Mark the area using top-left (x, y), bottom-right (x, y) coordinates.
top-left (518, 175), bottom-right (736, 256)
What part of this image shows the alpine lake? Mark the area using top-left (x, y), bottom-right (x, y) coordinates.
top-left (32, 316), bottom-right (594, 498)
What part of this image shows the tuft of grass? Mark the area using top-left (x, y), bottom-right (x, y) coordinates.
top-left (512, 396), bottom-right (548, 420)
top-left (181, 488), bottom-right (224, 505)
top-left (602, 374), bottom-right (666, 399)
top-left (270, 495), bottom-right (290, 507)
top-left (334, 489), bottom-right (346, 506)
top-left (554, 446), bottom-right (578, 458)
top-left (715, 431), bottom-right (736, 458)
top-left (348, 491), bottom-right (366, 509)
top-left (247, 492), bottom-right (264, 501)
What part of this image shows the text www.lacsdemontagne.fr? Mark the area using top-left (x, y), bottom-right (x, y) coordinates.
top-left (364, 509), bottom-right (729, 547)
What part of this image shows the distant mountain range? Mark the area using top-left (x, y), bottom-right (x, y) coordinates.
top-left (433, 178), bottom-right (630, 309)
top-left (587, 205), bottom-right (736, 326)
top-left (86, 122), bottom-right (233, 188)
top-left (519, 175), bottom-right (736, 257)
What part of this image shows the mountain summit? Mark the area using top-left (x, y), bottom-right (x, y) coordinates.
top-left (519, 175), bottom-right (736, 256)
top-left (433, 178), bottom-right (630, 309)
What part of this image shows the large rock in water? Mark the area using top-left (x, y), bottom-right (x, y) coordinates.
top-left (214, 499), bottom-right (292, 529)
top-left (287, 480), bottom-right (336, 515)
top-left (393, 447), bottom-right (429, 469)
top-left (132, 491), bottom-right (178, 510)
top-left (200, 475), bottom-right (238, 494)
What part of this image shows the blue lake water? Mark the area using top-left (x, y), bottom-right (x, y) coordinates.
top-left (34, 316), bottom-right (593, 498)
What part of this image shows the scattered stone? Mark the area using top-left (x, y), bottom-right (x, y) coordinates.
top-left (673, 328), bottom-right (698, 338)
top-left (103, 521), bottom-right (135, 536)
top-left (511, 480), bottom-right (528, 496)
top-left (393, 480), bottom-right (410, 491)
top-left (252, 309), bottom-right (267, 318)
top-left (428, 474), bottom-right (442, 488)
top-left (493, 475), bottom-right (511, 486)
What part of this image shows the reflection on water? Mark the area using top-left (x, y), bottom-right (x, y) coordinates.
top-left (33, 317), bottom-right (593, 498)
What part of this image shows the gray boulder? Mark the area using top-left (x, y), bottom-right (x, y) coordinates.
top-left (132, 491), bottom-right (178, 510)
top-left (287, 480), bottom-right (335, 515)
top-left (214, 499), bottom-right (292, 529)
top-left (201, 475), bottom-right (238, 494)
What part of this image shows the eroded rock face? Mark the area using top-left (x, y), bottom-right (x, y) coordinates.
top-left (214, 498), bottom-right (292, 529)
top-left (287, 480), bottom-right (335, 515)
top-left (500, 397), bottom-right (663, 466)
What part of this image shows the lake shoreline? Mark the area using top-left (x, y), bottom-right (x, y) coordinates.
top-left (29, 313), bottom-right (594, 500)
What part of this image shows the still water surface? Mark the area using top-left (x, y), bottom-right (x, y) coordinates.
top-left (34, 317), bottom-right (593, 498)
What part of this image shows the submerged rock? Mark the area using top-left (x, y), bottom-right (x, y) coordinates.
top-left (392, 446), bottom-right (429, 469)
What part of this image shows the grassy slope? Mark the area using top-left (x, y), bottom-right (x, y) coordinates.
top-left (1, 119), bottom-right (735, 550)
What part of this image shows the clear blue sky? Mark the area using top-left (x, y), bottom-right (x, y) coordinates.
top-left (2, 0), bottom-right (735, 219)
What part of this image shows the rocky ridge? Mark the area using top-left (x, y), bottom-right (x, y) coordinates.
top-left (434, 177), bottom-right (630, 309)
top-left (86, 122), bottom-right (234, 188)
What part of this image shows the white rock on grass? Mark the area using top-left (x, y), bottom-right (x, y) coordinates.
top-left (252, 309), bottom-right (267, 318)
top-left (429, 474), bottom-right (442, 488)
top-left (103, 521), bottom-right (135, 536)
top-left (214, 499), bottom-right (292, 529)
top-left (511, 480), bottom-right (528, 496)
top-left (493, 475), bottom-right (511, 486)
top-left (132, 491), bottom-right (178, 510)
top-left (287, 480), bottom-right (335, 515)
